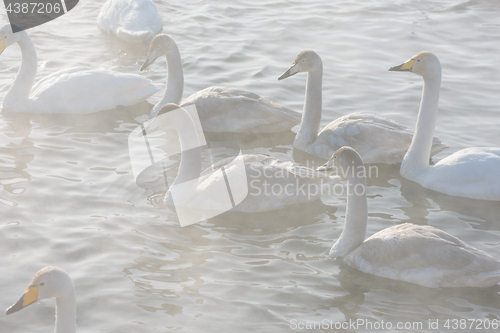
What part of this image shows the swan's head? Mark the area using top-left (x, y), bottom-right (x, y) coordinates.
top-left (389, 51), bottom-right (441, 78)
top-left (0, 24), bottom-right (24, 56)
top-left (278, 50), bottom-right (323, 80)
top-left (6, 267), bottom-right (74, 315)
top-left (317, 146), bottom-right (363, 172)
top-left (141, 34), bottom-right (179, 71)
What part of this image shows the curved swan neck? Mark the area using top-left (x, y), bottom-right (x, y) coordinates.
top-left (54, 288), bottom-right (76, 333)
top-left (155, 45), bottom-right (184, 116)
top-left (401, 73), bottom-right (441, 178)
top-left (5, 32), bottom-right (37, 105)
top-left (294, 65), bottom-right (323, 149)
top-left (330, 161), bottom-right (367, 258)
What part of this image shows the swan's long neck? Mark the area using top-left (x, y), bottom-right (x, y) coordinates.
top-left (294, 66), bottom-right (323, 150)
top-left (153, 46), bottom-right (184, 117)
top-left (4, 32), bottom-right (37, 106)
top-left (54, 288), bottom-right (76, 333)
top-left (330, 161), bottom-right (367, 258)
top-left (401, 73), bottom-right (441, 179)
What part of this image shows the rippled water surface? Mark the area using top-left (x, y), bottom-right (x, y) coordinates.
top-left (1, 1), bottom-right (500, 332)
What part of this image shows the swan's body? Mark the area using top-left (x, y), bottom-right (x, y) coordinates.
top-left (6, 266), bottom-right (76, 333)
top-left (180, 86), bottom-right (301, 133)
top-left (165, 153), bottom-right (338, 213)
top-left (390, 51), bottom-right (500, 201)
top-left (0, 24), bottom-right (159, 114)
top-left (320, 147), bottom-right (500, 288)
top-left (278, 50), bottom-right (447, 164)
top-left (346, 223), bottom-right (500, 288)
top-left (141, 35), bottom-right (301, 132)
top-left (97, 0), bottom-right (162, 43)
top-left (155, 104), bottom-right (338, 217)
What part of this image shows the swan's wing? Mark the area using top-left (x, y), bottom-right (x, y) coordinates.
top-left (97, 0), bottom-right (162, 43)
top-left (312, 113), bottom-right (447, 163)
top-left (30, 67), bottom-right (160, 113)
top-left (31, 67), bottom-right (88, 93)
top-left (421, 147), bottom-right (500, 200)
top-left (346, 223), bottom-right (500, 287)
top-left (197, 154), bottom-right (337, 212)
top-left (199, 154), bottom-right (287, 179)
top-left (97, 0), bottom-right (122, 32)
top-left (249, 155), bottom-right (338, 181)
top-left (198, 154), bottom-right (261, 178)
top-left (207, 154), bottom-right (338, 181)
top-left (181, 86), bottom-right (301, 133)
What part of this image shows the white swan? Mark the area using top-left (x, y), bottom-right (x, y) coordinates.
top-left (141, 34), bottom-right (302, 133)
top-left (6, 266), bottom-right (76, 333)
top-left (153, 104), bottom-right (339, 217)
top-left (0, 24), bottom-right (159, 113)
top-left (389, 51), bottom-right (500, 201)
top-left (97, 0), bottom-right (162, 43)
top-left (318, 146), bottom-right (500, 288)
top-left (278, 50), bottom-right (448, 164)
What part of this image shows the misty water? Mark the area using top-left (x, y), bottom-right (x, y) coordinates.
top-left (1, 1), bottom-right (500, 332)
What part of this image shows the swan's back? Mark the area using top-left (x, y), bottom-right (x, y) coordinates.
top-left (345, 223), bottom-right (500, 288)
top-left (203, 154), bottom-right (337, 212)
top-left (165, 154), bottom-right (338, 212)
top-left (181, 86), bottom-right (301, 133)
top-left (415, 147), bottom-right (500, 201)
top-left (97, 0), bottom-right (162, 43)
top-left (27, 67), bottom-right (159, 114)
top-left (310, 113), bottom-right (448, 163)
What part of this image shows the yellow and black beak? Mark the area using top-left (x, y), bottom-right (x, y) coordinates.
top-left (6, 284), bottom-right (39, 315)
top-left (0, 39), bottom-right (6, 56)
top-left (389, 58), bottom-right (417, 72)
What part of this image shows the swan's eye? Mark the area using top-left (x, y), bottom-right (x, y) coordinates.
top-left (156, 45), bottom-right (160, 49)
top-left (302, 60), bottom-right (306, 63)
top-left (417, 59), bottom-right (421, 62)
top-left (40, 283), bottom-right (45, 286)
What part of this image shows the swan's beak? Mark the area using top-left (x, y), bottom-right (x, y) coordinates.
top-left (0, 39), bottom-right (5, 56)
top-left (141, 50), bottom-right (158, 71)
top-left (316, 164), bottom-right (328, 171)
top-left (278, 63), bottom-right (300, 80)
top-left (6, 284), bottom-right (39, 315)
top-left (316, 158), bottom-right (335, 171)
top-left (389, 58), bottom-right (416, 72)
